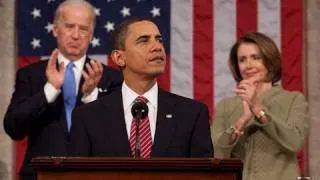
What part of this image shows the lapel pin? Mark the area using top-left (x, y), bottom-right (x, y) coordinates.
top-left (98, 88), bottom-right (108, 92)
top-left (166, 114), bottom-right (173, 118)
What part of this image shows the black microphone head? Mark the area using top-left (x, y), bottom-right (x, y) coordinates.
top-left (131, 101), bottom-right (149, 119)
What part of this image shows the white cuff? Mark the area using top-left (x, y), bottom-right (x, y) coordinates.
top-left (44, 82), bottom-right (61, 103)
top-left (81, 87), bottom-right (98, 104)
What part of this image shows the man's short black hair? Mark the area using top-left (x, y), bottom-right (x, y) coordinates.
top-left (111, 17), bottom-right (154, 51)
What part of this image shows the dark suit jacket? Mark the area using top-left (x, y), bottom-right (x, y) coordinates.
top-left (69, 87), bottom-right (213, 157)
top-left (3, 58), bottom-right (122, 179)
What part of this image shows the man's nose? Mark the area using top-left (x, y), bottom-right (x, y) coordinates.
top-left (71, 27), bottom-right (80, 39)
top-left (150, 40), bottom-right (163, 52)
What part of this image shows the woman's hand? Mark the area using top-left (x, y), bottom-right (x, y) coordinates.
top-left (241, 100), bottom-right (253, 120)
top-left (234, 80), bottom-right (257, 107)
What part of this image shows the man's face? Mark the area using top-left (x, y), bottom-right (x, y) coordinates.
top-left (120, 21), bottom-right (166, 79)
top-left (53, 4), bottom-right (94, 60)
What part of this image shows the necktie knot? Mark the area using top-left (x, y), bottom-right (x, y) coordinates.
top-left (66, 62), bottom-right (75, 71)
top-left (135, 96), bottom-right (148, 104)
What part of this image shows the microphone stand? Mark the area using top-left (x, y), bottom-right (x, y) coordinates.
top-left (134, 112), bottom-right (142, 158)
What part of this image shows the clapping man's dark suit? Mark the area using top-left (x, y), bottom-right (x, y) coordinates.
top-left (69, 17), bottom-right (213, 158)
top-left (3, 1), bottom-right (122, 179)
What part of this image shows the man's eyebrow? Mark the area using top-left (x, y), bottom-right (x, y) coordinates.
top-left (136, 35), bottom-right (150, 41)
top-left (135, 34), bottom-right (162, 41)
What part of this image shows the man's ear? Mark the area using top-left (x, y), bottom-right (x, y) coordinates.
top-left (111, 50), bottom-right (125, 67)
top-left (52, 24), bottom-right (58, 38)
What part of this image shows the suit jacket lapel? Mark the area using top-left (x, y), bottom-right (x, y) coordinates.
top-left (52, 60), bottom-right (70, 135)
top-left (151, 88), bottom-right (177, 157)
top-left (75, 57), bottom-right (91, 106)
top-left (102, 88), bottom-right (131, 156)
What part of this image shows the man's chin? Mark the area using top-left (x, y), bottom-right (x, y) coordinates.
top-left (150, 70), bottom-right (165, 78)
top-left (65, 51), bottom-right (84, 59)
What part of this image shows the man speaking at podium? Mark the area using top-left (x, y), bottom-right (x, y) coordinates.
top-left (69, 17), bottom-right (213, 158)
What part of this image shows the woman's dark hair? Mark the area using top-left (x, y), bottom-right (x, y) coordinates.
top-left (229, 32), bottom-right (282, 84)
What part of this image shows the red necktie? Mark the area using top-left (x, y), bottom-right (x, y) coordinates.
top-left (129, 96), bottom-right (152, 158)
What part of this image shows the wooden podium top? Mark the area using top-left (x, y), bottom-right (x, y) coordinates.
top-left (31, 157), bottom-right (243, 180)
top-left (31, 157), bottom-right (242, 171)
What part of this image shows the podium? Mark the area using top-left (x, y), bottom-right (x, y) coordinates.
top-left (31, 157), bottom-right (242, 180)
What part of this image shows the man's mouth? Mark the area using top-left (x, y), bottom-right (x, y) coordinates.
top-left (150, 56), bottom-right (165, 62)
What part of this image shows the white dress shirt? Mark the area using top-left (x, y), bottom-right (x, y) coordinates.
top-left (44, 53), bottom-right (98, 104)
top-left (122, 81), bottom-right (158, 142)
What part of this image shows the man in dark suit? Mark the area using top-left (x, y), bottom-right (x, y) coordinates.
top-left (3, 1), bottom-right (122, 179)
top-left (69, 17), bottom-right (213, 158)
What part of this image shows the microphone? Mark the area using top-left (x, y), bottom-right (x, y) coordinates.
top-left (131, 101), bottom-right (149, 158)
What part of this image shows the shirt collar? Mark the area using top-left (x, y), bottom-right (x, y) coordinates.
top-left (58, 53), bottom-right (86, 70)
top-left (122, 81), bottom-right (158, 109)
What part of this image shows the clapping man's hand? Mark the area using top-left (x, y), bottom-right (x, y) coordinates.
top-left (81, 60), bottom-right (103, 96)
top-left (46, 49), bottom-right (65, 90)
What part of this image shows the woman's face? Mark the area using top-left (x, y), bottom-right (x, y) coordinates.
top-left (237, 43), bottom-right (269, 83)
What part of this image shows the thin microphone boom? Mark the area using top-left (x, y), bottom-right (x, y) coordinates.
top-left (131, 101), bottom-right (148, 158)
